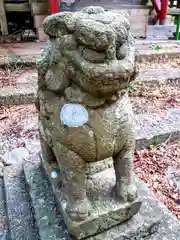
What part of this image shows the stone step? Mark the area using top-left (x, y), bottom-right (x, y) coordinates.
top-left (137, 66), bottom-right (180, 87)
top-left (3, 165), bottom-right (39, 240)
top-left (136, 76), bottom-right (180, 88)
top-left (23, 160), bottom-right (70, 240)
top-left (23, 158), bottom-right (180, 240)
top-left (135, 107), bottom-right (180, 148)
top-left (147, 25), bottom-right (177, 40)
top-left (0, 86), bottom-right (36, 106)
top-left (0, 176), bottom-right (8, 240)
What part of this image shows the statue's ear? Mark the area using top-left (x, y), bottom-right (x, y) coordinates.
top-left (43, 12), bottom-right (75, 37)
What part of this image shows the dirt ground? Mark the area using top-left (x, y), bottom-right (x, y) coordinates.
top-left (130, 59), bottom-right (180, 114)
top-left (0, 104), bottom-right (38, 140)
top-left (134, 143), bottom-right (180, 220)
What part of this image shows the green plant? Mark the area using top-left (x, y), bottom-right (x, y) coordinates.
top-left (128, 82), bottom-right (137, 93)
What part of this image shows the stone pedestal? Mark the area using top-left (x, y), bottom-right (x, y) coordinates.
top-left (24, 152), bottom-right (180, 240)
top-left (40, 154), bottom-right (141, 239)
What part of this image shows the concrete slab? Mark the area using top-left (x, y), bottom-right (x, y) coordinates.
top-left (147, 25), bottom-right (177, 40)
top-left (4, 165), bottom-right (39, 240)
top-left (23, 160), bottom-right (70, 240)
top-left (24, 159), bottom-right (180, 240)
top-left (0, 177), bottom-right (8, 240)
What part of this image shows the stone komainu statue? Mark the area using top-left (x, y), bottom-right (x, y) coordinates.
top-left (36, 6), bottom-right (139, 222)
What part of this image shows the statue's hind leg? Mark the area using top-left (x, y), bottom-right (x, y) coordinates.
top-left (113, 139), bottom-right (137, 202)
top-left (53, 142), bottom-right (90, 221)
top-left (40, 135), bottom-right (56, 164)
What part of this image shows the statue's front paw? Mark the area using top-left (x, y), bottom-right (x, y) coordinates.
top-left (66, 198), bottom-right (91, 221)
top-left (114, 181), bottom-right (137, 202)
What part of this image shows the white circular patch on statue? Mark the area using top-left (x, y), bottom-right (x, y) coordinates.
top-left (60, 103), bottom-right (89, 127)
top-left (51, 171), bottom-right (58, 179)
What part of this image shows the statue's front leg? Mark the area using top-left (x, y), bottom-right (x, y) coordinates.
top-left (53, 142), bottom-right (90, 221)
top-left (113, 139), bottom-right (137, 202)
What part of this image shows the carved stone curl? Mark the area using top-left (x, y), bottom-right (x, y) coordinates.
top-left (37, 6), bottom-right (140, 239)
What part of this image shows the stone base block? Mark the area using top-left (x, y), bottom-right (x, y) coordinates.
top-left (24, 151), bottom-right (180, 240)
top-left (40, 154), bottom-right (141, 239)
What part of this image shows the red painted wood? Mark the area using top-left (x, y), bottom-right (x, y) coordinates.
top-left (152, 0), bottom-right (168, 21)
top-left (48, 0), bottom-right (59, 14)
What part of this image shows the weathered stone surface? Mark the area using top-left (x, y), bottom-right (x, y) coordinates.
top-left (24, 156), bottom-right (180, 240)
top-left (59, 0), bottom-right (76, 12)
top-left (0, 177), bottom-right (8, 240)
top-left (3, 165), bottom-right (39, 240)
top-left (0, 162), bottom-right (4, 177)
top-left (86, 158), bottom-right (113, 175)
top-left (24, 139), bottom-right (41, 155)
top-left (135, 107), bottom-right (180, 148)
top-left (41, 154), bottom-right (141, 239)
top-left (23, 159), bottom-right (70, 240)
top-left (38, 6), bottom-right (140, 234)
top-left (0, 86), bottom-right (36, 105)
top-left (166, 166), bottom-right (180, 190)
top-left (82, 48), bottom-right (106, 63)
top-left (87, 171), bottom-right (180, 240)
top-left (136, 48), bottom-right (180, 62)
top-left (147, 25), bottom-right (176, 40)
top-left (35, 6), bottom-right (180, 238)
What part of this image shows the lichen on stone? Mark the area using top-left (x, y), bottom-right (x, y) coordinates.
top-left (37, 6), bottom-right (140, 236)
